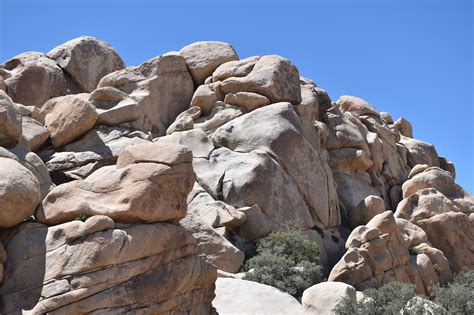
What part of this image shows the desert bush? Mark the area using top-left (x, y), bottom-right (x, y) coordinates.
top-left (334, 270), bottom-right (474, 314)
top-left (435, 269), bottom-right (474, 314)
top-left (243, 230), bottom-right (323, 299)
top-left (333, 282), bottom-right (418, 315)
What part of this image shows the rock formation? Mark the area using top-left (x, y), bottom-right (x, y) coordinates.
top-left (0, 36), bottom-right (472, 314)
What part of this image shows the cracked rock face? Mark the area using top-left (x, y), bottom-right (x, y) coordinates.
top-left (0, 217), bottom-right (216, 314)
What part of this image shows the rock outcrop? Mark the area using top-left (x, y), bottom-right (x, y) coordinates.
top-left (0, 36), bottom-right (472, 314)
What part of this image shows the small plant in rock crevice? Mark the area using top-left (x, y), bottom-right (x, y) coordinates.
top-left (73, 213), bottom-right (89, 222)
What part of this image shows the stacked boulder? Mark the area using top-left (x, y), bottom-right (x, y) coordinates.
top-left (1, 36), bottom-right (473, 313)
top-left (0, 142), bottom-right (217, 314)
top-left (0, 38), bottom-right (218, 314)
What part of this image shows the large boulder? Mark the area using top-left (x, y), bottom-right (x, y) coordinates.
top-left (393, 117), bottom-right (413, 138)
top-left (401, 167), bottom-right (468, 200)
top-left (98, 53), bottom-right (194, 135)
top-left (0, 52), bottom-right (67, 107)
top-left (180, 211), bottom-right (244, 273)
top-left (194, 148), bottom-right (314, 231)
top-left (0, 157), bottom-right (41, 228)
top-left (37, 143), bottom-right (195, 225)
top-left (212, 56), bottom-right (260, 82)
top-left (301, 282), bottom-right (357, 315)
top-left (0, 217), bottom-right (216, 314)
top-left (42, 94), bottom-right (98, 148)
top-left (213, 278), bottom-right (301, 314)
top-left (0, 91), bottom-right (22, 147)
top-left (47, 36), bottom-right (125, 92)
top-left (1, 141), bottom-right (54, 198)
top-left (179, 41), bottom-right (238, 86)
top-left (337, 95), bottom-right (379, 117)
top-left (400, 136), bottom-right (439, 168)
top-left (219, 55), bottom-right (302, 104)
top-left (211, 102), bottom-right (340, 228)
top-left (88, 86), bottom-right (140, 126)
top-left (190, 84), bottom-right (218, 116)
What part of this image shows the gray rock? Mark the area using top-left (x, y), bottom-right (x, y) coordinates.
top-left (0, 52), bottom-right (67, 107)
top-left (0, 91), bottom-right (22, 147)
top-left (47, 36), bottom-right (125, 92)
top-left (21, 116), bottom-right (49, 151)
top-left (220, 55), bottom-right (302, 104)
top-left (179, 41), bottom-right (238, 86)
top-left (212, 102), bottom-right (340, 228)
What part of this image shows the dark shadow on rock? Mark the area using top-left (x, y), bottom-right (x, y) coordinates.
top-left (0, 222), bottom-right (47, 314)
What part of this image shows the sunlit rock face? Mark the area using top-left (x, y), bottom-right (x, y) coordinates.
top-left (0, 37), bottom-right (472, 314)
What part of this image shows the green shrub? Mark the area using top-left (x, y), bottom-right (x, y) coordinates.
top-left (74, 213), bottom-right (89, 222)
top-left (334, 270), bottom-right (474, 314)
top-left (334, 282), bottom-right (418, 315)
top-left (243, 230), bottom-right (323, 299)
top-left (435, 269), bottom-right (474, 314)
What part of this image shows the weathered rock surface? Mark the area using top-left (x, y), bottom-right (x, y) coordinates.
top-left (181, 211), bottom-right (244, 273)
top-left (0, 52), bottom-right (67, 107)
top-left (400, 136), bottom-right (439, 168)
top-left (219, 55), bottom-right (302, 104)
top-left (328, 211), bottom-right (449, 296)
top-left (213, 278), bottom-right (301, 314)
top-left (41, 127), bottom-right (150, 182)
top-left (211, 102), bottom-right (340, 228)
top-left (1, 38), bottom-right (472, 314)
top-left (349, 195), bottom-right (385, 228)
top-left (47, 36), bottom-right (125, 92)
top-left (301, 282), bottom-right (357, 315)
top-left (21, 116), bottom-right (49, 151)
top-left (1, 141), bottom-right (54, 198)
top-left (89, 86), bottom-right (140, 126)
top-left (395, 167), bottom-right (474, 273)
top-left (43, 94), bottom-right (98, 148)
top-left (98, 53), bottom-right (194, 135)
top-left (179, 41), bottom-right (238, 86)
top-left (38, 143), bottom-right (195, 225)
top-left (0, 91), bottom-right (22, 147)
top-left (0, 217), bottom-right (216, 314)
top-left (0, 157), bottom-right (41, 228)
top-left (223, 91), bottom-right (270, 111)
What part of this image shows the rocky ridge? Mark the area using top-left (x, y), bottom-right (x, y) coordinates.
top-left (0, 36), bottom-right (472, 314)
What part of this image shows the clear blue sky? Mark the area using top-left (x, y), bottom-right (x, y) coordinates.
top-left (1, 0), bottom-right (472, 193)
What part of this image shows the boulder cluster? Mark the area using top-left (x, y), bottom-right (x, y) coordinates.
top-left (0, 36), bottom-right (472, 314)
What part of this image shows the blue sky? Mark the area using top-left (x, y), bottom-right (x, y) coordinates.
top-left (1, 0), bottom-right (472, 193)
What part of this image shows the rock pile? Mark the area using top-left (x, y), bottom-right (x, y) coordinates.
top-left (0, 36), bottom-right (472, 314)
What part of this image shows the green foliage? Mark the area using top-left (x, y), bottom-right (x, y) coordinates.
top-left (333, 282), bottom-right (417, 315)
top-left (435, 269), bottom-right (474, 314)
top-left (409, 247), bottom-right (424, 255)
top-left (73, 213), bottom-right (89, 222)
top-left (334, 270), bottom-right (474, 315)
top-left (95, 123), bottom-right (109, 131)
top-left (432, 263), bottom-right (442, 276)
top-left (243, 230), bottom-right (323, 299)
